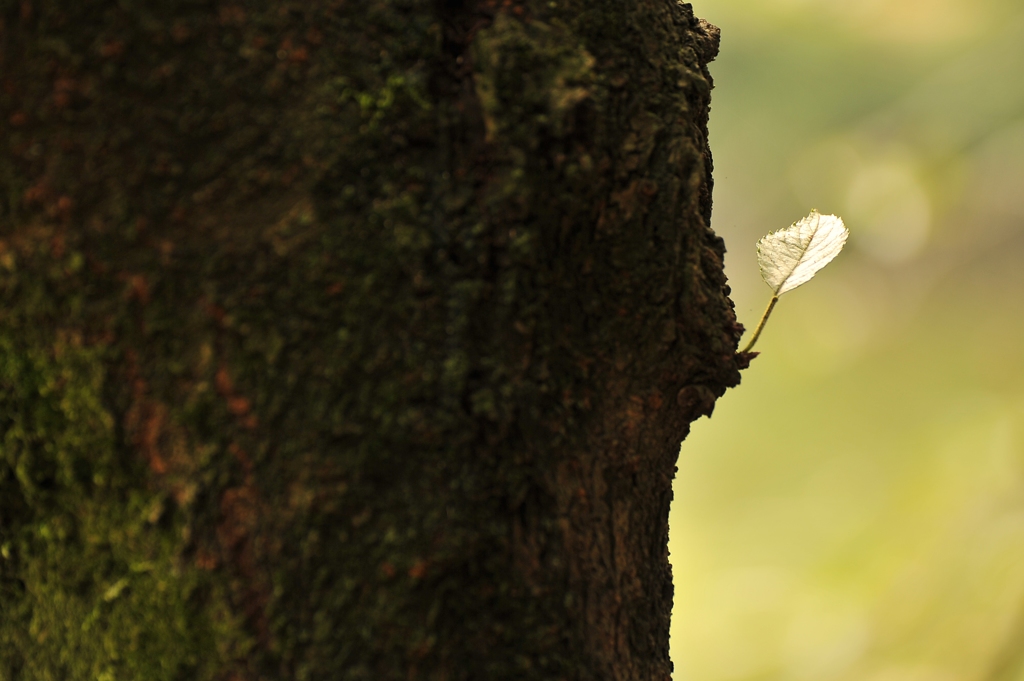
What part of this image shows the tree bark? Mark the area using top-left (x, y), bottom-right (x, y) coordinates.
top-left (0, 1), bottom-right (747, 679)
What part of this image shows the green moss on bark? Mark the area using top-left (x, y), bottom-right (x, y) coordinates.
top-left (0, 332), bottom-right (245, 679)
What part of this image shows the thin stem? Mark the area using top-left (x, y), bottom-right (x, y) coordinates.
top-left (740, 295), bottom-right (778, 354)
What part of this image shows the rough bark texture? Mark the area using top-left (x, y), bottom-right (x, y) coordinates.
top-left (0, 1), bottom-right (748, 679)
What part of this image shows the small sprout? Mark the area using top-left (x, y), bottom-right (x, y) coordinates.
top-left (741, 210), bottom-right (849, 354)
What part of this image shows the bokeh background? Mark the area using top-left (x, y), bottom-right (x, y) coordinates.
top-left (669, 0), bottom-right (1024, 679)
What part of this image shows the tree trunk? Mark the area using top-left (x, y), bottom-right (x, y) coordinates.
top-left (0, 1), bottom-right (747, 679)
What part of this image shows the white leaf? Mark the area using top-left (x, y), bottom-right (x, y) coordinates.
top-left (757, 210), bottom-right (849, 296)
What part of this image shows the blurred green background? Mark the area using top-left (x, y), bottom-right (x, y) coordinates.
top-left (669, 0), bottom-right (1024, 679)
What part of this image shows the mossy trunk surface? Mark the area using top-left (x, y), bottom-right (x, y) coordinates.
top-left (0, 1), bottom-right (748, 679)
